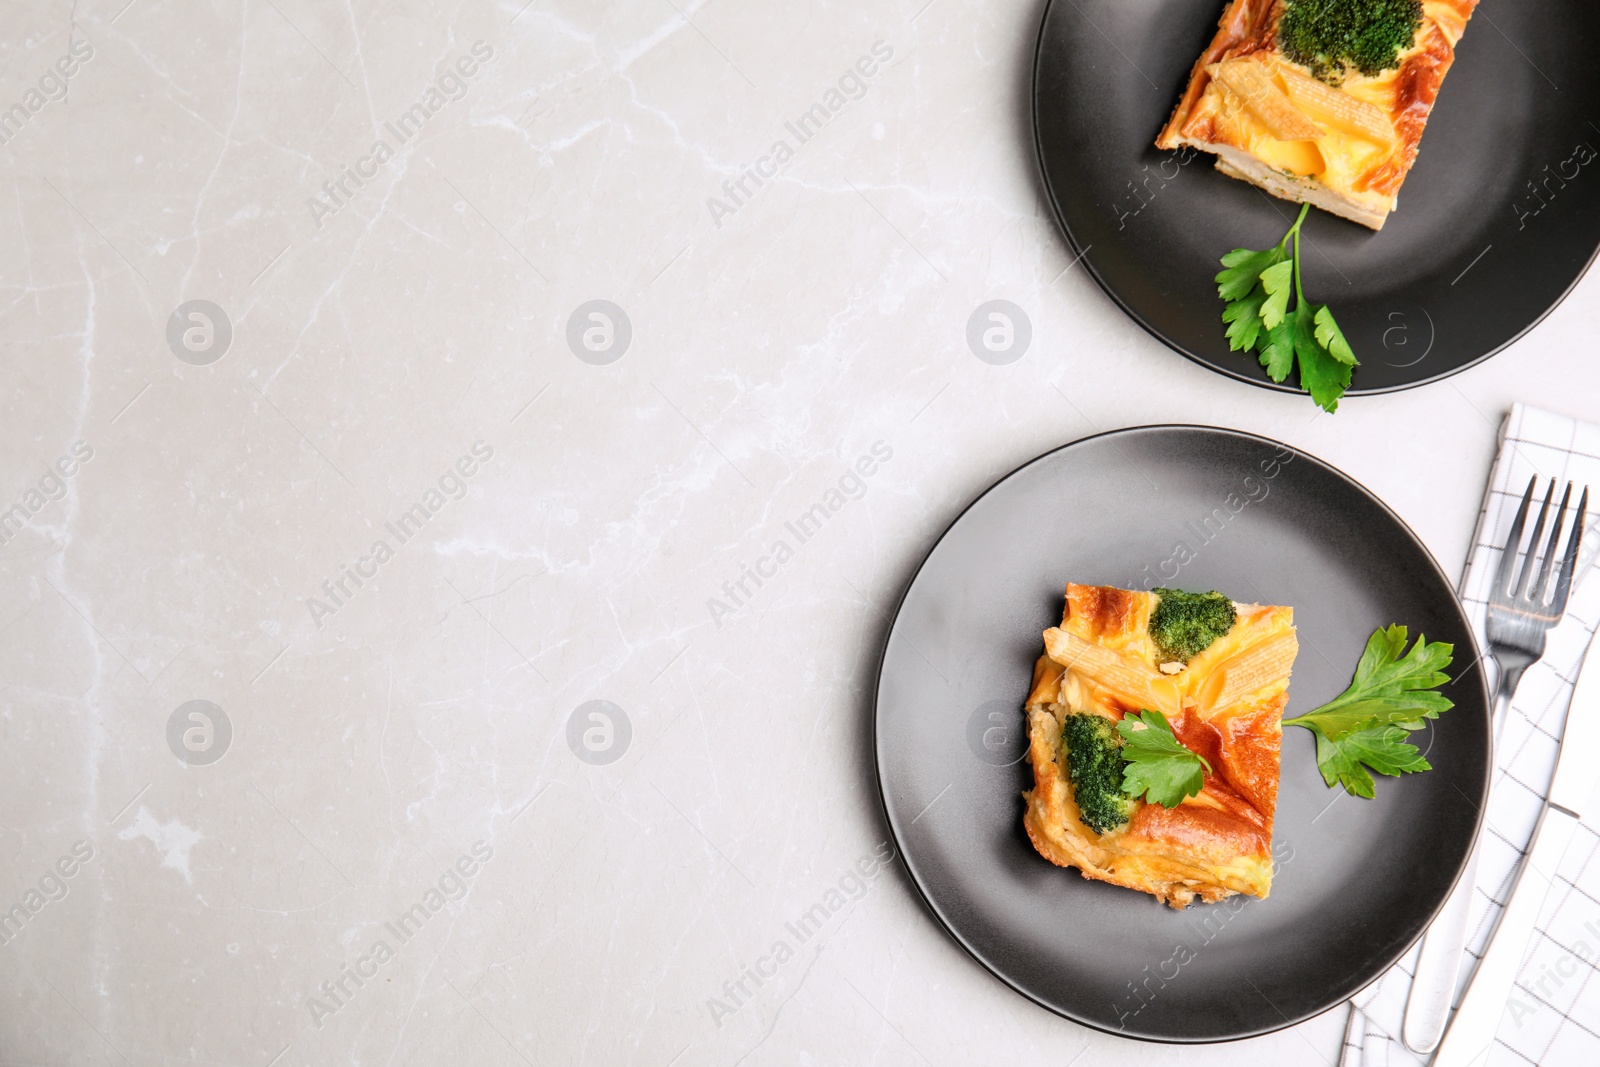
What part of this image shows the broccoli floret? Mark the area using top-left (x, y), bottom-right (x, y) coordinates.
top-left (1279, 0), bottom-right (1423, 83)
top-left (1061, 713), bottom-right (1135, 835)
top-left (1149, 588), bottom-right (1237, 665)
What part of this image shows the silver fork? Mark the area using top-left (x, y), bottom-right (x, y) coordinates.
top-left (1485, 477), bottom-right (1590, 711)
top-left (1401, 475), bottom-right (1589, 1053)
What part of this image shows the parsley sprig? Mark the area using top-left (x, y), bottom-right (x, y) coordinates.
top-left (1117, 709), bottom-right (1211, 808)
top-left (1283, 625), bottom-right (1454, 798)
top-left (1218, 203), bottom-right (1357, 413)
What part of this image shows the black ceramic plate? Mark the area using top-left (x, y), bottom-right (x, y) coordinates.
top-left (1033, 0), bottom-right (1600, 394)
top-left (873, 427), bottom-right (1490, 1041)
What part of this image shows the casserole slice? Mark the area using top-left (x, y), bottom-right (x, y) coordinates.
top-left (1156, 0), bottom-right (1478, 229)
top-left (1022, 584), bottom-right (1297, 908)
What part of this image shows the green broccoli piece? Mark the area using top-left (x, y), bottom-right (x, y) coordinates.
top-left (1061, 713), bottom-right (1135, 835)
top-left (1148, 588), bottom-right (1238, 665)
top-left (1279, 0), bottom-right (1423, 83)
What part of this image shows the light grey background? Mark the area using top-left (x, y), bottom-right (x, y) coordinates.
top-left (0, 1), bottom-right (1593, 1065)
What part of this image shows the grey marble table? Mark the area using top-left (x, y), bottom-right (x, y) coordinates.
top-left (2, 1), bottom-right (1594, 1064)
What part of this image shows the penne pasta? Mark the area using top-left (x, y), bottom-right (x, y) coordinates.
top-left (1210, 58), bottom-right (1326, 142)
top-left (1042, 627), bottom-right (1180, 714)
top-left (1193, 629), bottom-right (1300, 713)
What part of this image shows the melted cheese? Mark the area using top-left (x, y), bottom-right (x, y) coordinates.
top-left (1198, 61), bottom-right (1403, 194)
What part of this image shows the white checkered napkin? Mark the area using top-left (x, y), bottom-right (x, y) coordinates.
top-left (1340, 404), bottom-right (1600, 1067)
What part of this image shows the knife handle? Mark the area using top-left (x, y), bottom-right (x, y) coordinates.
top-left (1402, 841), bottom-right (1481, 1052)
top-left (1434, 803), bottom-right (1580, 1067)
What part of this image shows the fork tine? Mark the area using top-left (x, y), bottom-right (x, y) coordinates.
top-left (1514, 479), bottom-right (1556, 599)
top-left (1550, 487), bottom-right (1589, 615)
top-left (1494, 476), bottom-right (1538, 600)
top-left (1532, 482), bottom-right (1573, 603)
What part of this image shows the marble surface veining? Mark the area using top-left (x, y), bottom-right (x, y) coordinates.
top-left (1, 1), bottom-right (1596, 1065)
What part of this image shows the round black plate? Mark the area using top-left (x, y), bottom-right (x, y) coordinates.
top-left (872, 427), bottom-right (1491, 1041)
top-left (1033, 0), bottom-right (1600, 394)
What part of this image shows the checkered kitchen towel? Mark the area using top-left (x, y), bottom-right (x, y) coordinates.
top-left (1342, 404), bottom-right (1600, 1067)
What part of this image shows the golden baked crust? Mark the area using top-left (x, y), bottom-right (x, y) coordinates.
top-left (1155, 0), bottom-right (1478, 229)
top-left (1022, 584), bottom-right (1297, 908)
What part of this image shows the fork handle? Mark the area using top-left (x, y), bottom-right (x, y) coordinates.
top-left (1403, 842), bottom-right (1481, 1052)
top-left (1494, 666), bottom-right (1524, 728)
top-left (1399, 660), bottom-right (1519, 1051)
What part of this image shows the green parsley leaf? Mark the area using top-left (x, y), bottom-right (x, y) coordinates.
top-left (1217, 243), bottom-right (1289, 352)
top-left (1258, 317), bottom-right (1297, 382)
top-left (1223, 288), bottom-right (1270, 352)
top-left (1313, 304), bottom-right (1356, 365)
top-left (1309, 724), bottom-right (1431, 799)
top-left (1215, 203), bottom-right (1359, 412)
top-left (1291, 301), bottom-right (1354, 413)
top-left (1284, 625), bottom-right (1454, 797)
top-left (1259, 260), bottom-right (1294, 329)
top-left (1285, 625), bottom-right (1454, 737)
top-left (1216, 245), bottom-right (1289, 302)
top-left (1117, 709), bottom-right (1211, 808)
